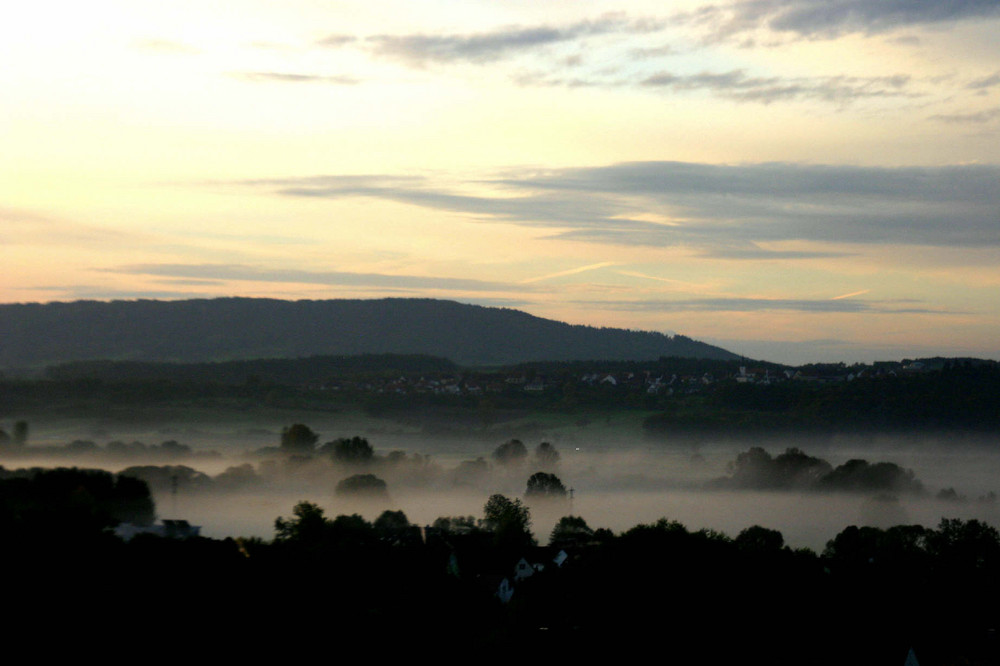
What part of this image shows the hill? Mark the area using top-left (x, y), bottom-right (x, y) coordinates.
top-left (0, 298), bottom-right (737, 369)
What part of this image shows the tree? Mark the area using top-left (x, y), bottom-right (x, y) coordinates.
top-left (321, 436), bottom-right (374, 464)
top-left (525, 471), bottom-right (568, 499)
top-left (483, 493), bottom-right (534, 548)
top-left (273, 502), bottom-right (377, 550)
top-left (280, 424), bottom-right (319, 453)
top-left (735, 525), bottom-right (785, 554)
top-left (550, 515), bottom-right (594, 547)
top-left (535, 442), bottom-right (559, 467)
top-left (335, 473), bottom-right (389, 499)
top-left (374, 509), bottom-right (410, 533)
top-left (12, 420), bottom-right (28, 446)
top-left (492, 439), bottom-right (528, 466)
top-left (926, 517), bottom-right (1000, 572)
top-left (374, 510), bottom-right (420, 545)
top-left (431, 515), bottom-right (480, 535)
top-left (274, 500), bottom-right (329, 543)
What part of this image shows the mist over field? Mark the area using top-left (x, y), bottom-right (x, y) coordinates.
top-left (10, 414), bottom-right (999, 551)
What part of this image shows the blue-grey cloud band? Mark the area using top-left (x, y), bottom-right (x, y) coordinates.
top-left (573, 297), bottom-right (957, 315)
top-left (358, 15), bottom-right (663, 66)
top-left (686, 0), bottom-right (1000, 40)
top-left (101, 264), bottom-right (521, 293)
top-left (243, 162), bottom-right (1000, 256)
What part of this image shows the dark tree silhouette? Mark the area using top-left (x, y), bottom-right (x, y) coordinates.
top-left (550, 515), bottom-right (594, 547)
top-left (12, 420), bottom-right (28, 446)
top-left (335, 473), bottom-right (389, 499)
top-left (431, 515), bottom-right (480, 535)
top-left (374, 509), bottom-right (410, 532)
top-left (525, 471), bottom-right (568, 499)
top-left (374, 509), bottom-right (420, 545)
top-left (483, 493), bottom-right (534, 548)
top-left (280, 424), bottom-right (319, 453)
top-left (735, 525), bottom-right (785, 554)
top-left (535, 441), bottom-right (560, 467)
top-left (321, 436), bottom-right (374, 464)
top-left (492, 439), bottom-right (528, 466)
top-left (274, 501), bottom-right (328, 543)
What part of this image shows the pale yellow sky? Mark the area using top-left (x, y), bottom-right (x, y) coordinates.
top-left (3, 0), bottom-right (999, 363)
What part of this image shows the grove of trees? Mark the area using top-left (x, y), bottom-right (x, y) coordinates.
top-left (525, 471), bottom-right (567, 499)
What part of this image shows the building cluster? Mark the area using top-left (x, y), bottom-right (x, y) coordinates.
top-left (303, 362), bottom-right (911, 399)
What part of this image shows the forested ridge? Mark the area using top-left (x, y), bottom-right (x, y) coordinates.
top-left (0, 297), bottom-right (736, 369)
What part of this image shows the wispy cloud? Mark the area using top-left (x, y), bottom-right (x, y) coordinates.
top-left (0, 208), bottom-right (145, 247)
top-left (968, 70), bottom-right (1000, 90)
top-left (687, 0), bottom-right (1000, 42)
top-left (38, 287), bottom-right (205, 301)
top-left (521, 262), bottom-right (616, 284)
top-left (929, 107), bottom-right (1000, 124)
top-left (514, 68), bottom-right (916, 105)
top-left (102, 263), bottom-right (519, 292)
top-left (316, 34), bottom-right (357, 48)
top-left (615, 271), bottom-right (710, 289)
top-left (233, 72), bottom-right (360, 85)
top-left (640, 70), bottom-right (913, 104)
top-left (831, 289), bottom-right (871, 300)
top-left (365, 14), bottom-right (663, 67)
top-left (576, 297), bottom-right (953, 315)
top-left (240, 161), bottom-right (1000, 255)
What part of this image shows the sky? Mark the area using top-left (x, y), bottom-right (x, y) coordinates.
top-left (3, 0), bottom-right (999, 364)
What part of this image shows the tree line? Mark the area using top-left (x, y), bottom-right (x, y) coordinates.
top-left (3, 474), bottom-right (998, 664)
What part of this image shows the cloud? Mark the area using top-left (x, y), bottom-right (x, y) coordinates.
top-left (515, 66), bottom-right (914, 106)
top-left (641, 69), bottom-right (913, 104)
top-left (547, 231), bottom-right (847, 259)
top-left (38, 287), bottom-right (205, 301)
top-left (831, 289), bottom-right (871, 300)
top-left (968, 71), bottom-right (1000, 90)
top-left (690, 0), bottom-right (1000, 41)
top-left (240, 161), bottom-right (1000, 255)
top-left (576, 297), bottom-right (952, 315)
top-left (520, 262), bottom-right (617, 284)
top-left (316, 34), bottom-right (357, 48)
top-left (103, 263), bottom-right (519, 292)
top-left (455, 297), bottom-right (536, 308)
top-left (233, 72), bottom-right (360, 85)
top-left (929, 107), bottom-right (1000, 123)
top-left (271, 175), bottom-right (620, 227)
top-left (366, 14), bottom-right (663, 66)
top-left (0, 207), bottom-right (144, 247)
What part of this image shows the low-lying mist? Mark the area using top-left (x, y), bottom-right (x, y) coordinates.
top-left (8, 424), bottom-right (1000, 552)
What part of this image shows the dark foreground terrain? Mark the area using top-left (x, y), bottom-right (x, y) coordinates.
top-left (4, 467), bottom-right (997, 664)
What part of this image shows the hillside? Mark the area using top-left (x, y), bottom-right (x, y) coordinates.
top-left (0, 298), bottom-right (737, 369)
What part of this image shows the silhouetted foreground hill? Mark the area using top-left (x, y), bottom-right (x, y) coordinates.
top-left (0, 298), bottom-right (736, 369)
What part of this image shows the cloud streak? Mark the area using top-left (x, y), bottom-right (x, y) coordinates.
top-left (520, 262), bottom-right (616, 284)
top-left (640, 70), bottom-right (913, 104)
top-left (689, 0), bottom-right (1000, 41)
top-left (929, 107), bottom-right (1000, 124)
top-left (233, 72), bottom-right (360, 85)
top-left (243, 161), bottom-right (1000, 255)
top-left (103, 263), bottom-right (520, 293)
top-left (1, 208), bottom-right (146, 247)
top-left (365, 14), bottom-right (663, 66)
top-left (577, 297), bottom-right (954, 315)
